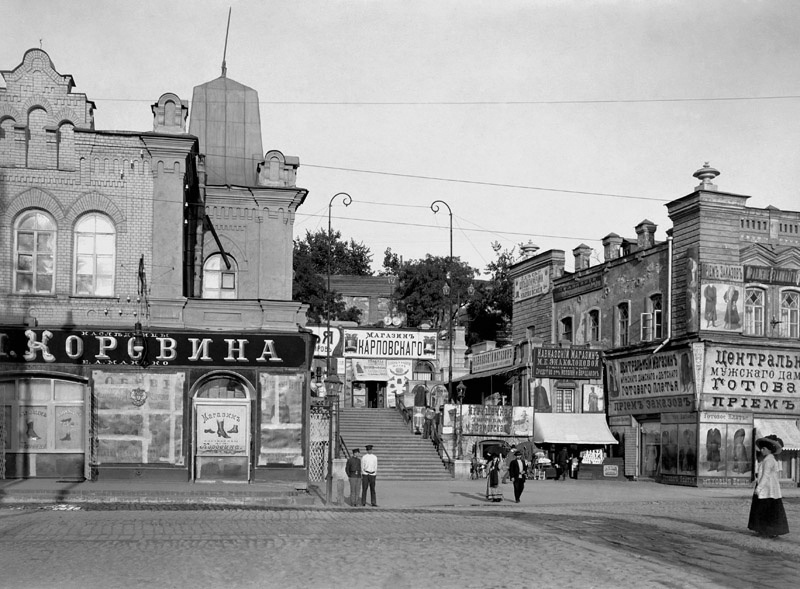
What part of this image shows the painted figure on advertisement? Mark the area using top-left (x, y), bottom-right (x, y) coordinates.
top-left (679, 427), bottom-right (697, 473)
top-left (732, 428), bottom-right (748, 474)
top-left (704, 284), bottom-right (718, 327)
top-left (723, 286), bottom-right (741, 330)
top-left (706, 428), bottom-right (722, 472)
top-left (533, 378), bottom-right (551, 412)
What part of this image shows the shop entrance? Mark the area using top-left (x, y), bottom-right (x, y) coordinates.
top-left (640, 421), bottom-right (660, 479)
top-left (192, 374), bottom-right (252, 482)
top-left (352, 381), bottom-right (386, 408)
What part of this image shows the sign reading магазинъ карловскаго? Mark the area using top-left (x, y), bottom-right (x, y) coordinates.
top-left (0, 327), bottom-right (307, 367)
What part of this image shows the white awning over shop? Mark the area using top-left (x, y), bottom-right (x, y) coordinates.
top-left (533, 414), bottom-right (618, 445)
top-left (754, 418), bottom-right (800, 452)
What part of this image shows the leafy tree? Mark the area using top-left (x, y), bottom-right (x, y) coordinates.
top-left (292, 229), bottom-right (373, 323)
top-left (465, 241), bottom-right (515, 346)
top-left (387, 251), bottom-right (477, 331)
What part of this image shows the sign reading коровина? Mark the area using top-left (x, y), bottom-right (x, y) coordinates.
top-left (532, 347), bottom-right (602, 379)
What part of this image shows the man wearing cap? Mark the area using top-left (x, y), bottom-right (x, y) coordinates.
top-left (508, 450), bottom-right (528, 503)
top-left (361, 445), bottom-right (378, 507)
top-left (345, 448), bottom-right (362, 507)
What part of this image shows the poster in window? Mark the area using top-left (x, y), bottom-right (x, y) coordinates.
top-left (19, 406), bottom-right (47, 450)
top-left (195, 404), bottom-right (248, 456)
top-left (582, 384), bottom-right (604, 413)
top-left (677, 424), bottom-right (697, 475)
top-left (55, 405), bottom-right (83, 451)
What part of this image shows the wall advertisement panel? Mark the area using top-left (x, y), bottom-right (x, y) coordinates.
top-left (700, 344), bottom-right (800, 414)
top-left (697, 411), bottom-right (753, 486)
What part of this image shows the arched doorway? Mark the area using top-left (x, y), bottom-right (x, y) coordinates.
top-left (192, 372), bottom-right (253, 482)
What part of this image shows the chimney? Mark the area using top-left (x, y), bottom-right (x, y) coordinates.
top-left (602, 233), bottom-right (623, 261)
top-left (693, 162), bottom-right (720, 191)
top-left (635, 219), bottom-right (657, 249)
top-left (519, 240), bottom-right (539, 260)
top-left (572, 244), bottom-right (592, 271)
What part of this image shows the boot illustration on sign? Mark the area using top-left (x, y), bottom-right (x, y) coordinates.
top-left (227, 424), bottom-right (239, 434)
top-left (216, 419), bottom-right (230, 439)
top-left (26, 420), bottom-right (41, 441)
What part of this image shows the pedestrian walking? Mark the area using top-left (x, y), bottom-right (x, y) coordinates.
top-left (508, 450), bottom-right (527, 503)
top-left (485, 453), bottom-right (503, 502)
top-left (748, 434), bottom-right (790, 538)
top-left (345, 448), bottom-right (362, 507)
top-left (555, 446), bottom-right (569, 481)
top-left (361, 444), bottom-right (378, 507)
top-left (501, 444), bottom-right (517, 483)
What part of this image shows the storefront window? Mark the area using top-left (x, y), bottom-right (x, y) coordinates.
top-left (641, 422), bottom-right (660, 478)
top-left (93, 371), bottom-right (185, 465)
top-left (0, 377), bottom-right (85, 453)
top-left (258, 373), bottom-right (304, 466)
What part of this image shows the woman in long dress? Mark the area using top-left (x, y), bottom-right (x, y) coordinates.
top-left (485, 453), bottom-right (503, 502)
top-left (748, 434), bottom-right (790, 538)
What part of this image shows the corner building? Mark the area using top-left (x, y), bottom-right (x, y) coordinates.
top-left (0, 49), bottom-right (314, 484)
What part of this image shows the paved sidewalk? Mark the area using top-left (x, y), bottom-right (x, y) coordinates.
top-left (3, 475), bottom-right (798, 509)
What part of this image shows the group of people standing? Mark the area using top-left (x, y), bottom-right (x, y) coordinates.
top-left (344, 445), bottom-right (378, 507)
top-left (486, 446), bottom-right (529, 503)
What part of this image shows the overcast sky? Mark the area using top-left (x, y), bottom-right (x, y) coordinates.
top-left (4, 0), bottom-right (800, 276)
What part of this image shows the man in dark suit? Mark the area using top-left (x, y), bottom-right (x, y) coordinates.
top-left (345, 448), bottom-right (362, 507)
top-left (508, 450), bottom-right (528, 503)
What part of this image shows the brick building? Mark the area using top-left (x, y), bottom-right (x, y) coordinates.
top-left (0, 49), bottom-right (314, 483)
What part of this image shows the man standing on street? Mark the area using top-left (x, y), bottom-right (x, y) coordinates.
top-left (361, 444), bottom-right (378, 507)
top-left (508, 450), bottom-right (528, 503)
top-left (345, 448), bottom-right (362, 507)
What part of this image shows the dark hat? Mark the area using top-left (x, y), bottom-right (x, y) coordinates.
top-left (365, 444), bottom-right (373, 450)
top-left (514, 451), bottom-right (522, 456)
top-left (756, 434), bottom-right (783, 455)
top-left (352, 448), bottom-right (360, 454)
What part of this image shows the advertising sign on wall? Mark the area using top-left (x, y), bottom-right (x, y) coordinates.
top-left (699, 344), bottom-right (800, 414)
top-left (343, 329), bottom-right (437, 359)
top-left (443, 404), bottom-right (526, 436)
top-left (606, 349), bottom-right (695, 416)
top-left (471, 346), bottom-right (514, 373)
top-left (309, 325), bottom-right (341, 358)
top-left (196, 403), bottom-right (248, 456)
top-left (513, 267), bottom-right (550, 302)
top-left (533, 347), bottom-right (602, 379)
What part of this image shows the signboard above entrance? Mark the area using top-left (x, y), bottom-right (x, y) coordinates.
top-left (532, 346), bottom-right (601, 379)
top-left (342, 329), bottom-right (437, 360)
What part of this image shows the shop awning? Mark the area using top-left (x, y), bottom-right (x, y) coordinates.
top-left (453, 364), bottom-right (522, 382)
top-left (754, 418), bottom-right (800, 451)
top-left (533, 414), bottom-right (618, 445)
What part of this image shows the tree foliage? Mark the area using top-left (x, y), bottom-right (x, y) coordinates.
top-left (464, 241), bottom-right (516, 346)
top-left (292, 229), bottom-right (373, 323)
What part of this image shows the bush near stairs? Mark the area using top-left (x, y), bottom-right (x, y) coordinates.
top-left (339, 408), bottom-right (452, 481)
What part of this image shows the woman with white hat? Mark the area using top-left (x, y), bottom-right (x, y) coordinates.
top-left (747, 434), bottom-right (790, 538)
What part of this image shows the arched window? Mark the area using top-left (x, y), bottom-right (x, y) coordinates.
top-left (744, 288), bottom-right (765, 336)
top-left (194, 375), bottom-right (248, 399)
top-left (74, 213), bottom-right (115, 296)
top-left (202, 253), bottom-right (237, 299)
top-left (780, 290), bottom-right (799, 339)
top-left (13, 210), bottom-right (56, 294)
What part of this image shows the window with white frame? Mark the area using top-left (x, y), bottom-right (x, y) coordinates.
top-left (202, 253), bottom-right (238, 299)
top-left (560, 316), bottom-right (573, 343)
top-left (586, 309), bottom-right (600, 342)
top-left (617, 302), bottom-right (630, 346)
top-left (651, 294), bottom-right (663, 339)
top-left (744, 288), bottom-right (765, 336)
top-left (780, 290), bottom-right (799, 339)
top-left (74, 213), bottom-right (115, 296)
top-left (555, 388), bottom-right (574, 413)
top-left (14, 210), bottom-right (56, 294)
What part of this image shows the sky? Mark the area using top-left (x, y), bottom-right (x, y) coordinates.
top-left (3, 0), bottom-right (800, 276)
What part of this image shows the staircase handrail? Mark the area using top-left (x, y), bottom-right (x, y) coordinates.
top-left (339, 435), bottom-right (350, 459)
top-left (394, 393), bottom-right (414, 433)
top-left (431, 425), bottom-right (453, 474)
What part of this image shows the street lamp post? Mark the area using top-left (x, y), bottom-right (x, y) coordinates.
top-left (324, 374), bottom-right (344, 504)
top-left (456, 381), bottom-right (466, 460)
top-left (430, 200), bottom-right (453, 402)
top-left (326, 193), bottom-right (352, 377)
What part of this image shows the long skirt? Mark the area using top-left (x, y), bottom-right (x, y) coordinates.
top-left (486, 474), bottom-right (503, 502)
top-left (748, 495), bottom-right (790, 537)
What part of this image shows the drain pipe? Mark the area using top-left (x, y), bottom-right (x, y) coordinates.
top-left (653, 234), bottom-right (673, 354)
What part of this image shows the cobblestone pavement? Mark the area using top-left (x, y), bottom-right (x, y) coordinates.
top-left (1, 497), bottom-right (799, 589)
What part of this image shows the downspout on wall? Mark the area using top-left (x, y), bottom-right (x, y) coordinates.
top-left (653, 234), bottom-right (673, 354)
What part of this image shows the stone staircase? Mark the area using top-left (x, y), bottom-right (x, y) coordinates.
top-left (339, 407), bottom-right (452, 480)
